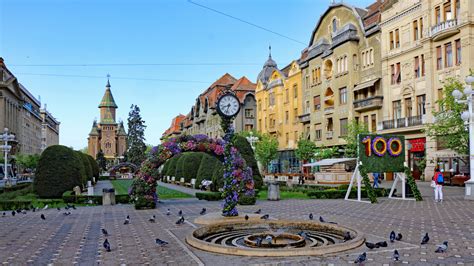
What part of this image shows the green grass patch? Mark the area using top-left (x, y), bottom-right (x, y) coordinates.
top-left (111, 179), bottom-right (192, 199)
top-left (257, 189), bottom-right (310, 200)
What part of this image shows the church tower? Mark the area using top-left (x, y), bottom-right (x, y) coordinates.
top-left (88, 78), bottom-right (127, 160)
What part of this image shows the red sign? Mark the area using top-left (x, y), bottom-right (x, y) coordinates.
top-left (409, 138), bottom-right (425, 152)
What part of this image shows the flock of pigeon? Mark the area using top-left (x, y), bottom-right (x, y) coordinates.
top-left (1, 203), bottom-right (77, 220)
top-left (354, 230), bottom-right (448, 264)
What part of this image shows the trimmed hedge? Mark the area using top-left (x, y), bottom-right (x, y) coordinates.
top-left (87, 154), bottom-right (100, 180)
top-left (161, 159), bottom-right (170, 177)
top-left (306, 188), bottom-right (390, 199)
top-left (0, 183), bottom-right (31, 194)
top-left (78, 152), bottom-right (93, 183)
top-left (196, 153), bottom-right (220, 189)
top-left (211, 163), bottom-right (224, 191)
top-left (174, 154), bottom-right (187, 179)
top-left (182, 152), bottom-right (204, 182)
top-left (34, 145), bottom-right (84, 198)
top-left (234, 136), bottom-right (263, 189)
top-left (196, 192), bottom-right (222, 201)
top-left (0, 199), bottom-right (63, 211)
top-left (238, 194), bottom-right (256, 205)
top-left (166, 154), bottom-right (181, 177)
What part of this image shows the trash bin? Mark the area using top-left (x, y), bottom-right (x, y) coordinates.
top-left (102, 188), bottom-right (116, 205)
top-left (267, 182), bottom-right (280, 201)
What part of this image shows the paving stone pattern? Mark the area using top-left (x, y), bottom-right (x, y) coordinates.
top-left (0, 183), bottom-right (473, 265)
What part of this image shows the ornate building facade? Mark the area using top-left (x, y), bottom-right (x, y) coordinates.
top-left (88, 80), bottom-right (127, 159)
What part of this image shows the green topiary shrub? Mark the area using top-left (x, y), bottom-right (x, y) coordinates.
top-left (238, 194), bottom-right (256, 205)
top-left (233, 136), bottom-right (263, 189)
top-left (34, 145), bottom-right (84, 198)
top-left (196, 153), bottom-right (221, 188)
top-left (182, 152), bottom-right (204, 182)
top-left (161, 159), bottom-right (170, 177)
top-left (77, 151), bottom-right (93, 183)
top-left (211, 162), bottom-right (224, 191)
top-left (87, 154), bottom-right (100, 180)
top-left (166, 154), bottom-right (181, 177)
top-left (174, 153), bottom-right (187, 179)
top-left (196, 192), bottom-right (222, 201)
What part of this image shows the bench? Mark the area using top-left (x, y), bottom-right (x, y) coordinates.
top-left (185, 178), bottom-right (196, 188)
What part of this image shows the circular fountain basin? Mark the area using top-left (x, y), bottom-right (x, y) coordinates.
top-left (186, 220), bottom-right (364, 257)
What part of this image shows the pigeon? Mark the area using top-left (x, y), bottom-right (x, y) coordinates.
top-left (124, 216), bottom-right (130, 225)
top-left (65, 206), bottom-right (69, 210)
top-left (421, 233), bottom-right (429, 245)
top-left (40, 214), bottom-right (46, 220)
top-left (176, 216), bottom-right (185, 225)
top-left (244, 215), bottom-right (249, 221)
top-left (11, 211), bottom-right (15, 216)
top-left (155, 238), bottom-right (169, 247)
top-left (390, 231), bottom-right (396, 242)
top-left (435, 241), bottom-right (448, 253)
top-left (200, 208), bottom-right (206, 215)
top-left (178, 210), bottom-right (183, 216)
top-left (21, 209), bottom-right (26, 214)
top-left (102, 229), bottom-right (108, 236)
top-left (354, 252), bottom-right (366, 264)
top-left (343, 231), bottom-right (351, 242)
top-left (395, 233), bottom-right (403, 241)
top-left (365, 242), bottom-right (377, 249)
top-left (255, 237), bottom-right (263, 247)
top-left (16, 209), bottom-right (21, 214)
top-left (393, 249), bottom-right (400, 261)
top-left (2, 212), bottom-right (5, 217)
top-left (149, 215), bottom-right (156, 223)
top-left (264, 235), bottom-right (273, 244)
top-left (71, 205), bottom-right (76, 210)
top-left (166, 209), bottom-right (170, 216)
top-left (103, 239), bottom-right (111, 252)
top-left (57, 207), bottom-right (60, 211)
top-left (298, 231), bottom-right (308, 240)
top-left (43, 205), bottom-right (48, 210)
top-left (254, 209), bottom-right (261, 214)
top-left (309, 213), bottom-right (313, 220)
top-left (260, 214), bottom-right (269, 220)
top-left (376, 241), bottom-right (388, 247)
top-left (32, 208), bottom-right (36, 213)
top-left (63, 211), bottom-right (71, 216)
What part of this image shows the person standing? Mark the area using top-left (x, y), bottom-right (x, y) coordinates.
top-left (433, 167), bottom-right (444, 202)
top-left (373, 173), bottom-right (380, 188)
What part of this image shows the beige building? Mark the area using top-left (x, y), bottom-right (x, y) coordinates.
top-left (0, 57), bottom-right (60, 155)
top-left (379, 0), bottom-right (472, 179)
top-left (299, 2), bottom-right (383, 148)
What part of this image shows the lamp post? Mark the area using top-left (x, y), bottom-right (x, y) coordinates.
top-left (0, 128), bottom-right (15, 182)
top-left (246, 131), bottom-right (259, 151)
top-left (452, 75), bottom-right (474, 200)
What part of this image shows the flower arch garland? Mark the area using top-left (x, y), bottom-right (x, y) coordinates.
top-left (129, 133), bottom-right (255, 215)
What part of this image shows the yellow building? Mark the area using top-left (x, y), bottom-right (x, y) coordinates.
top-left (256, 51), bottom-right (303, 173)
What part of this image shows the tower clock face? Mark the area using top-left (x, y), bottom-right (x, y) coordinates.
top-left (217, 94), bottom-right (240, 118)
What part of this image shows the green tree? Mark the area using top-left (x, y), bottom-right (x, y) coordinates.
top-left (425, 76), bottom-right (469, 155)
top-left (295, 139), bottom-right (317, 162)
top-left (79, 147), bottom-right (88, 154)
top-left (314, 146), bottom-right (338, 160)
top-left (75, 151), bottom-right (89, 185)
top-left (254, 133), bottom-right (278, 172)
top-left (233, 135), bottom-right (263, 189)
top-left (87, 154), bottom-right (100, 179)
top-left (196, 153), bottom-right (220, 188)
top-left (342, 120), bottom-right (370, 158)
top-left (96, 150), bottom-right (107, 172)
top-left (15, 153), bottom-right (40, 170)
top-left (125, 105), bottom-right (147, 166)
top-left (145, 144), bottom-right (153, 156)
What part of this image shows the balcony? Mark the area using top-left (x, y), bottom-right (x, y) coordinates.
top-left (298, 113), bottom-right (310, 124)
top-left (430, 19), bottom-right (460, 41)
top-left (326, 131), bottom-right (334, 139)
top-left (324, 107), bottom-right (334, 115)
top-left (380, 115), bottom-right (425, 130)
top-left (353, 96), bottom-right (383, 112)
top-left (331, 24), bottom-right (359, 49)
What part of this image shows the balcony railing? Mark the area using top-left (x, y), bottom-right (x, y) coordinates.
top-left (353, 96), bottom-right (383, 112)
top-left (430, 19), bottom-right (460, 40)
top-left (380, 115), bottom-right (425, 130)
top-left (326, 131), bottom-right (334, 139)
top-left (324, 107), bottom-right (334, 115)
top-left (298, 113), bottom-right (310, 123)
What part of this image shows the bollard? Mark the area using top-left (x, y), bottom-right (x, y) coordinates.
top-left (267, 181), bottom-right (280, 201)
top-left (102, 188), bottom-right (116, 205)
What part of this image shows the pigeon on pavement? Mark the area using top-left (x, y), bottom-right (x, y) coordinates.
top-left (376, 241), bottom-right (387, 247)
top-left (309, 213), bottom-right (313, 220)
top-left (176, 216), bottom-right (185, 225)
top-left (354, 252), bottom-right (366, 264)
top-left (200, 208), bottom-right (206, 215)
top-left (390, 231), bottom-right (396, 242)
top-left (102, 229), bottom-right (108, 236)
top-left (149, 215), bottom-right (156, 223)
top-left (343, 231), bottom-right (351, 242)
top-left (124, 216), bottom-right (130, 225)
top-left (178, 210), bottom-right (183, 216)
top-left (393, 250), bottom-right (400, 261)
top-left (155, 238), bottom-right (169, 247)
top-left (435, 241), bottom-right (448, 253)
top-left (254, 209), bottom-right (261, 214)
top-left (103, 239), bottom-right (111, 252)
top-left (40, 214), bottom-right (46, 220)
top-left (166, 209), bottom-right (170, 216)
top-left (245, 215), bottom-right (249, 221)
top-left (395, 233), bottom-right (403, 241)
top-left (421, 233), bottom-right (429, 245)
top-left (260, 214), bottom-right (269, 220)
top-left (365, 242), bottom-right (376, 249)
top-left (11, 211), bottom-right (15, 216)
top-left (63, 211), bottom-right (71, 216)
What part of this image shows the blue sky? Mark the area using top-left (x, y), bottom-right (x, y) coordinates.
top-left (0, 0), bottom-right (374, 150)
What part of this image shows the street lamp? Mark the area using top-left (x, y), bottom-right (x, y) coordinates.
top-left (0, 128), bottom-right (16, 182)
top-left (246, 131), bottom-right (259, 151)
top-left (451, 75), bottom-right (474, 200)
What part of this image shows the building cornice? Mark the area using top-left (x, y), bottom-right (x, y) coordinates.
top-left (380, 2), bottom-right (421, 28)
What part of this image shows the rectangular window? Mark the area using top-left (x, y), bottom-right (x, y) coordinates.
top-left (315, 129), bottom-right (322, 141)
top-left (405, 97), bottom-right (413, 117)
top-left (455, 0), bottom-right (460, 19)
top-left (417, 94), bottom-right (426, 116)
top-left (396, 62), bottom-right (401, 84)
top-left (285, 111), bottom-right (289, 124)
top-left (435, 6), bottom-right (441, 24)
top-left (258, 119), bottom-right (262, 130)
top-left (294, 108), bottom-right (298, 121)
top-left (245, 124), bottom-right (253, 131)
top-left (285, 88), bottom-right (289, 103)
top-left (363, 116), bottom-right (369, 129)
top-left (419, 17), bottom-right (423, 38)
top-left (313, 95), bottom-right (321, 110)
top-left (244, 109), bottom-right (253, 118)
top-left (305, 100), bottom-right (310, 114)
top-left (414, 56), bottom-right (420, 78)
top-left (340, 118), bottom-right (348, 137)
top-left (391, 64), bottom-right (395, 85)
top-left (455, 39), bottom-right (461, 65)
top-left (445, 42), bottom-right (453, 67)
top-left (293, 84), bottom-right (298, 98)
top-left (436, 46), bottom-right (442, 70)
top-left (444, 1), bottom-right (452, 21)
top-left (269, 92), bottom-right (275, 106)
top-left (395, 29), bottom-right (400, 48)
top-left (393, 100), bottom-right (402, 119)
top-left (413, 20), bottom-right (419, 41)
top-left (389, 31), bottom-right (394, 50)
top-left (421, 54), bottom-right (426, 76)
top-left (285, 133), bottom-right (289, 145)
top-left (258, 100), bottom-right (262, 111)
top-left (371, 114), bottom-right (376, 132)
top-left (339, 87), bottom-right (347, 105)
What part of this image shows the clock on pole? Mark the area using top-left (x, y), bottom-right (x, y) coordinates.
top-left (216, 92), bottom-right (240, 118)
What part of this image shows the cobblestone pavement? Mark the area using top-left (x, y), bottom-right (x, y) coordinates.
top-left (93, 180), bottom-right (114, 196)
top-left (0, 183), bottom-right (473, 265)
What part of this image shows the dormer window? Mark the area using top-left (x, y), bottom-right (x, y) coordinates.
top-left (332, 18), bottom-right (337, 33)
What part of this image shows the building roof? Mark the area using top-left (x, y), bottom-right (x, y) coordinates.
top-left (98, 81), bottom-right (118, 108)
top-left (89, 120), bottom-right (100, 136)
top-left (162, 114), bottom-right (185, 138)
top-left (256, 50), bottom-right (282, 85)
top-left (230, 76), bottom-right (256, 103)
top-left (117, 121), bottom-right (127, 136)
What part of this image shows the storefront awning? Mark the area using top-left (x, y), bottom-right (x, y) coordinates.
top-left (353, 78), bottom-right (380, 92)
top-left (303, 158), bottom-right (356, 167)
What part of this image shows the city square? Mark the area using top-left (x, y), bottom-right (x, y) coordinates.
top-left (2, 0), bottom-right (474, 265)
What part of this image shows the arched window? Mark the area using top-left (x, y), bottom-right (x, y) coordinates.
top-left (332, 18), bottom-right (337, 33)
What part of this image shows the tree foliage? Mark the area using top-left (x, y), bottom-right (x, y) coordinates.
top-left (96, 150), bottom-right (107, 172)
top-left (196, 153), bottom-right (220, 189)
top-left (233, 135), bottom-right (263, 189)
top-left (87, 154), bottom-right (100, 179)
top-left (181, 152), bottom-right (204, 182)
top-left (314, 146), bottom-right (338, 160)
top-left (425, 77), bottom-right (469, 155)
top-left (254, 133), bottom-right (278, 171)
top-left (342, 120), bottom-right (369, 158)
top-left (295, 139), bottom-right (317, 162)
top-left (125, 104), bottom-right (147, 166)
top-left (75, 151), bottom-right (89, 185)
top-left (15, 153), bottom-right (40, 170)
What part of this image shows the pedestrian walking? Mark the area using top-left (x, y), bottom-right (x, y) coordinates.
top-left (373, 173), bottom-right (380, 188)
top-left (432, 167), bottom-right (444, 202)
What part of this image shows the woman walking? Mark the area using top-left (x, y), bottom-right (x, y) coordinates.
top-left (433, 168), bottom-right (444, 203)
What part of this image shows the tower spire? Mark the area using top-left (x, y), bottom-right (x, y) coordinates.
top-left (268, 45), bottom-right (272, 59)
top-left (106, 74), bottom-right (111, 88)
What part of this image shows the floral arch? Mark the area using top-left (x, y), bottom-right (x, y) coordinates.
top-left (129, 134), bottom-right (255, 216)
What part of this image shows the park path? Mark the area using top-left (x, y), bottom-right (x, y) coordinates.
top-left (157, 181), bottom-right (199, 196)
top-left (93, 180), bottom-right (114, 196)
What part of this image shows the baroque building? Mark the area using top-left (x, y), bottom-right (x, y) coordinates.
top-left (162, 73), bottom-right (257, 140)
top-left (379, 0), bottom-right (473, 179)
top-left (88, 80), bottom-right (127, 160)
top-left (255, 50), bottom-right (303, 173)
top-left (0, 57), bottom-right (60, 155)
